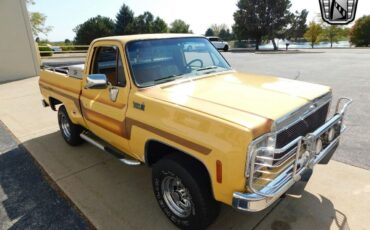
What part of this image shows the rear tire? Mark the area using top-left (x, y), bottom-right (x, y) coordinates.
top-left (152, 155), bottom-right (219, 229)
top-left (223, 45), bottom-right (229, 52)
top-left (57, 105), bottom-right (83, 146)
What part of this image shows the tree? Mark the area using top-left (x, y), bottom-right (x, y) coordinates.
top-left (152, 17), bottom-right (168, 33)
top-left (210, 24), bottom-right (228, 36)
top-left (29, 12), bottom-right (53, 37)
top-left (233, 0), bottom-right (293, 50)
top-left (131, 11), bottom-right (155, 34)
top-left (219, 29), bottom-right (232, 41)
top-left (322, 25), bottom-right (346, 48)
top-left (350, 15), bottom-right (370, 47)
top-left (169, 20), bottom-right (191, 33)
top-left (74, 16), bottom-right (115, 45)
top-left (205, 28), bottom-right (214, 36)
top-left (26, 1), bottom-right (52, 37)
top-left (115, 5), bottom-right (167, 35)
top-left (287, 10), bottom-right (308, 41)
top-left (304, 21), bottom-right (323, 48)
top-left (64, 39), bottom-right (71, 44)
top-left (342, 27), bottom-right (350, 38)
top-left (114, 4), bottom-right (135, 35)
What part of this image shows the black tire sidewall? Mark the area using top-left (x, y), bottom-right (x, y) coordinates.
top-left (152, 157), bottom-right (215, 229)
top-left (57, 105), bottom-right (82, 146)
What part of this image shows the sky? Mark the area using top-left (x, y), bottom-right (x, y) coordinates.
top-left (28, 0), bottom-right (370, 42)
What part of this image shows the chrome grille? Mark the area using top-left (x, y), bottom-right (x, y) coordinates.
top-left (246, 98), bottom-right (352, 200)
top-left (273, 103), bottom-right (330, 165)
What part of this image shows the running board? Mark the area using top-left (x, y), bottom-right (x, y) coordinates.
top-left (80, 132), bottom-right (141, 166)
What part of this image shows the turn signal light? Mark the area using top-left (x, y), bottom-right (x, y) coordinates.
top-left (327, 128), bottom-right (336, 142)
top-left (216, 160), bottom-right (222, 183)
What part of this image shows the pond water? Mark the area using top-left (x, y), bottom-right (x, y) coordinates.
top-left (258, 40), bottom-right (351, 49)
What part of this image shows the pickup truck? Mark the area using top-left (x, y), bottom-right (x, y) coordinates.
top-left (39, 34), bottom-right (352, 229)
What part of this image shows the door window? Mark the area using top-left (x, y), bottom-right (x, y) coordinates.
top-left (209, 38), bottom-right (221, 42)
top-left (91, 46), bottom-right (126, 87)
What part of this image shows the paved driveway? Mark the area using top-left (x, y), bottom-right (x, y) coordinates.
top-left (223, 49), bottom-right (370, 170)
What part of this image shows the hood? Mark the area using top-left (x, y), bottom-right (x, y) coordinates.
top-left (141, 71), bottom-right (331, 137)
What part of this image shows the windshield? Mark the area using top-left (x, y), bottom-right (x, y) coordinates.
top-left (126, 37), bottom-right (231, 87)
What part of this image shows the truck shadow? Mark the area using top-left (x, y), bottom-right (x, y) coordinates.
top-left (245, 191), bottom-right (351, 230)
top-left (10, 130), bottom-right (350, 230)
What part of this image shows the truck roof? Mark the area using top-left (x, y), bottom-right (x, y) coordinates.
top-left (93, 33), bottom-right (203, 44)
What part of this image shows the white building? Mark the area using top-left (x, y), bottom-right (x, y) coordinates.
top-left (0, 0), bottom-right (39, 83)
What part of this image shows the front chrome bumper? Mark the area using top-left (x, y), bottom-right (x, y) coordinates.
top-left (232, 98), bottom-right (352, 212)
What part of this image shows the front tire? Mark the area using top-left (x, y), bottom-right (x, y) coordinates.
top-left (58, 105), bottom-right (83, 146)
top-left (152, 155), bottom-right (219, 229)
top-left (223, 45), bottom-right (229, 52)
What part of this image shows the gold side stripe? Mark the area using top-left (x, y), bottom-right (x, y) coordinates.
top-left (39, 82), bottom-right (212, 155)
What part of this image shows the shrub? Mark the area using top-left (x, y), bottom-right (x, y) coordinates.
top-left (350, 15), bottom-right (370, 47)
top-left (39, 46), bottom-right (53, 56)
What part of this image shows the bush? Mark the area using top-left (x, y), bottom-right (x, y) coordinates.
top-left (350, 15), bottom-right (370, 47)
top-left (39, 46), bottom-right (53, 56)
top-left (61, 45), bottom-right (88, 52)
top-left (61, 46), bottom-right (74, 52)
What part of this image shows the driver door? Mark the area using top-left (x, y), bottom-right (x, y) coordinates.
top-left (81, 42), bottom-right (130, 152)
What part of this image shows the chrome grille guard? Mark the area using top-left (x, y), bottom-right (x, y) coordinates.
top-left (232, 98), bottom-right (352, 212)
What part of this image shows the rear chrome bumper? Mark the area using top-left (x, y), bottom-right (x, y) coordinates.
top-left (232, 98), bottom-right (352, 212)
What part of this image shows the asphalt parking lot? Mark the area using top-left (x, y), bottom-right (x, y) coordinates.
top-left (0, 122), bottom-right (89, 229)
top-left (223, 49), bottom-right (370, 170)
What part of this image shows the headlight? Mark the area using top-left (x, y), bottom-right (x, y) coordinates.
top-left (315, 139), bottom-right (323, 154)
top-left (327, 128), bottom-right (336, 142)
top-left (249, 133), bottom-right (277, 167)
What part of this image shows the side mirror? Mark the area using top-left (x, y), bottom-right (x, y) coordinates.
top-left (86, 74), bottom-right (108, 89)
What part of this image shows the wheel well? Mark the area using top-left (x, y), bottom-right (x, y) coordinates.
top-left (145, 140), bottom-right (214, 195)
top-left (49, 97), bottom-right (62, 111)
top-left (145, 140), bottom-right (173, 166)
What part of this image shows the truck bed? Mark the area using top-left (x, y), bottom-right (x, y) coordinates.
top-left (42, 64), bottom-right (85, 79)
top-left (39, 67), bottom-right (84, 122)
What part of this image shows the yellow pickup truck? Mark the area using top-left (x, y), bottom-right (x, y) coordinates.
top-left (39, 34), bottom-right (352, 229)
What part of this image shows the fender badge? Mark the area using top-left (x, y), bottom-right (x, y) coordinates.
top-left (133, 102), bottom-right (145, 111)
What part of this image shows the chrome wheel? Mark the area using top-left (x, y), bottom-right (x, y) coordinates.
top-left (161, 176), bottom-right (192, 218)
top-left (60, 113), bottom-right (71, 139)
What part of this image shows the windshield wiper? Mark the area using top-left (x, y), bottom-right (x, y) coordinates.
top-left (154, 74), bottom-right (184, 83)
top-left (196, 66), bottom-right (218, 72)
